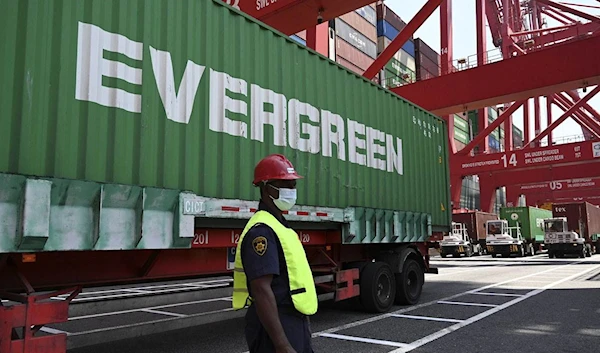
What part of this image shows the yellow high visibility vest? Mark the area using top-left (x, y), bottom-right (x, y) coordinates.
top-left (232, 211), bottom-right (318, 315)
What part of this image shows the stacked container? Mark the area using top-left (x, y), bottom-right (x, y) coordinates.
top-left (414, 38), bottom-right (440, 81)
top-left (330, 4), bottom-right (378, 75)
top-left (375, 3), bottom-right (416, 88)
top-left (290, 30), bottom-right (307, 46)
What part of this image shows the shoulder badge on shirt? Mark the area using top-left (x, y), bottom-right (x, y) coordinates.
top-left (252, 236), bottom-right (268, 256)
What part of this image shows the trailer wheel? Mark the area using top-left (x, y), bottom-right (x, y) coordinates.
top-left (360, 262), bottom-right (396, 313)
top-left (394, 258), bottom-right (424, 306)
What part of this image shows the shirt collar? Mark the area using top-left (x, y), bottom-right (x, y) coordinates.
top-left (258, 200), bottom-right (290, 228)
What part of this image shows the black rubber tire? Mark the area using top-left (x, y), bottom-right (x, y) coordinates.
top-left (492, 253), bottom-right (497, 258)
top-left (394, 258), bottom-right (424, 306)
top-left (441, 253), bottom-right (447, 258)
top-left (520, 246), bottom-right (525, 258)
top-left (359, 262), bottom-right (396, 313)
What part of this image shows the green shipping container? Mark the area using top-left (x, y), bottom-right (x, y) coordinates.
top-left (453, 114), bottom-right (469, 134)
top-left (385, 58), bottom-right (416, 82)
top-left (500, 207), bottom-right (553, 242)
top-left (454, 129), bottom-right (469, 145)
top-left (0, 0), bottom-right (451, 252)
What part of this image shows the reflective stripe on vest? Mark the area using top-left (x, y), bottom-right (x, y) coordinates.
top-left (232, 211), bottom-right (318, 316)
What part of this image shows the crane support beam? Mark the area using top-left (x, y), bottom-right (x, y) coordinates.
top-left (526, 86), bottom-right (600, 147)
top-left (536, 0), bottom-right (600, 23)
top-left (454, 140), bottom-right (600, 176)
top-left (553, 94), bottom-right (600, 138)
top-left (390, 35), bottom-right (600, 116)
top-left (363, 0), bottom-right (444, 79)
top-left (221, 0), bottom-right (376, 35)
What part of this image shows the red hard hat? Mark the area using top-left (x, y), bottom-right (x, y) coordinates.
top-left (253, 154), bottom-right (303, 185)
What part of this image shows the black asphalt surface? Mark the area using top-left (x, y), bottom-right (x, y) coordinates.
top-left (66, 255), bottom-right (600, 353)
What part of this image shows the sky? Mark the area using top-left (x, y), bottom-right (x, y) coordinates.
top-left (384, 0), bottom-right (600, 143)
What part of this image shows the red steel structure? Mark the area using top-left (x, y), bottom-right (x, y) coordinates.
top-left (361, 0), bottom-right (600, 213)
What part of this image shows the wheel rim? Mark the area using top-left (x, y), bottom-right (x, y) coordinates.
top-left (376, 273), bottom-right (392, 303)
top-left (406, 269), bottom-right (420, 297)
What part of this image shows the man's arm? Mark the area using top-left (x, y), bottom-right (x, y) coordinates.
top-left (241, 227), bottom-right (296, 352)
top-left (249, 276), bottom-right (295, 352)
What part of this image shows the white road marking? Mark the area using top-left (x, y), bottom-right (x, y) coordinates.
top-left (470, 292), bottom-right (522, 297)
top-left (39, 327), bottom-right (70, 335)
top-left (141, 309), bottom-right (188, 318)
top-left (67, 308), bottom-right (236, 336)
top-left (123, 289), bottom-right (154, 294)
top-left (318, 333), bottom-right (410, 348)
top-left (437, 301), bottom-right (498, 308)
top-left (312, 261), bottom-right (586, 338)
top-left (69, 297), bottom-right (232, 320)
top-left (387, 263), bottom-right (600, 353)
top-left (51, 278), bottom-right (233, 302)
top-left (389, 314), bottom-right (464, 323)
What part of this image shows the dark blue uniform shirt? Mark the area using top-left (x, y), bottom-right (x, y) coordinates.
top-left (240, 200), bottom-right (293, 308)
top-left (240, 200), bottom-right (314, 353)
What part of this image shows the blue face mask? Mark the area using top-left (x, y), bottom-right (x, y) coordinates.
top-left (268, 184), bottom-right (297, 211)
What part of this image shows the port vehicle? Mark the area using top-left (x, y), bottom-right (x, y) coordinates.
top-left (544, 202), bottom-right (600, 258)
top-left (499, 206), bottom-right (553, 255)
top-left (485, 220), bottom-right (527, 257)
top-left (452, 210), bottom-right (499, 254)
top-left (440, 222), bottom-right (483, 257)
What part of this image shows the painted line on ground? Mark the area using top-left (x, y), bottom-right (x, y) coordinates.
top-left (437, 301), bottom-right (498, 308)
top-left (314, 260), bottom-right (586, 339)
top-left (470, 292), bottom-right (522, 297)
top-left (387, 262), bottom-right (600, 353)
top-left (52, 278), bottom-right (232, 299)
top-left (69, 297), bottom-right (232, 320)
top-left (318, 333), bottom-right (410, 348)
top-left (141, 309), bottom-right (188, 318)
top-left (389, 314), bottom-right (464, 323)
top-left (66, 307), bottom-right (237, 336)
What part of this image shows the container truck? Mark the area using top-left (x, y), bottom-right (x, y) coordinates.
top-left (485, 219), bottom-right (527, 257)
top-left (0, 1), bottom-right (451, 352)
top-left (499, 206), bottom-right (553, 255)
top-left (544, 202), bottom-right (600, 258)
top-left (452, 210), bottom-right (499, 254)
top-left (440, 222), bottom-right (483, 258)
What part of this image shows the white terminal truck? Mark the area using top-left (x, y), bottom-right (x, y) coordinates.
top-left (440, 222), bottom-right (483, 258)
top-left (543, 217), bottom-right (590, 258)
top-left (485, 220), bottom-right (527, 257)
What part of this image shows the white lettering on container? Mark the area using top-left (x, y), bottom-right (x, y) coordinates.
top-left (288, 99), bottom-right (320, 154)
top-left (251, 84), bottom-right (287, 146)
top-left (149, 47), bottom-right (205, 124)
top-left (209, 69), bottom-right (248, 138)
top-left (75, 21), bottom-right (406, 176)
top-left (321, 110), bottom-right (346, 161)
top-left (347, 119), bottom-right (367, 166)
top-left (75, 22), bottom-right (143, 113)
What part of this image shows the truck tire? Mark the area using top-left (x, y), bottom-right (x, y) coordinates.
top-left (394, 258), bottom-right (424, 306)
top-left (360, 262), bottom-right (396, 313)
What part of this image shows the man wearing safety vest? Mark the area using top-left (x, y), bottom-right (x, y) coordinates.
top-left (233, 154), bottom-right (318, 353)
